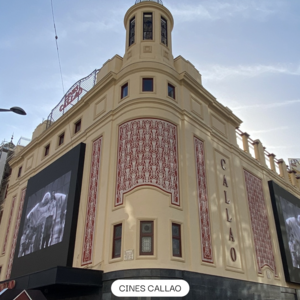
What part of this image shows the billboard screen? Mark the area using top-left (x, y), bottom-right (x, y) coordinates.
top-left (11, 143), bottom-right (85, 278)
top-left (269, 180), bottom-right (300, 283)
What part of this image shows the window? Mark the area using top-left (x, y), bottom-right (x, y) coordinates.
top-left (112, 224), bottom-right (122, 258)
top-left (172, 223), bottom-right (182, 257)
top-left (143, 13), bottom-right (153, 40)
top-left (17, 166), bottom-right (22, 178)
top-left (161, 17), bottom-right (167, 46)
top-left (44, 144), bottom-right (50, 156)
top-left (121, 83), bottom-right (128, 99)
top-left (59, 133), bottom-right (65, 146)
top-left (0, 210), bottom-right (3, 225)
top-left (142, 78), bottom-right (153, 92)
top-left (129, 17), bottom-right (135, 46)
top-left (140, 221), bottom-right (154, 255)
top-left (168, 83), bottom-right (175, 99)
top-left (75, 120), bottom-right (81, 134)
top-left (4, 184), bottom-right (8, 199)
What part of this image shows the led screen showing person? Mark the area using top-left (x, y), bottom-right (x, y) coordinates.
top-left (280, 196), bottom-right (300, 269)
top-left (18, 171), bottom-right (71, 257)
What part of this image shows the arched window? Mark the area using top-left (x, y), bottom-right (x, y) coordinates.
top-left (143, 13), bottom-right (153, 40)
top-left (129, 17), bottom-right (135, 46)
top-left (161, 17), bottom-right (167, 46)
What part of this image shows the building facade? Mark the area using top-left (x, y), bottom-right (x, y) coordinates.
top-left (1, 1), bottom-right (300, 299)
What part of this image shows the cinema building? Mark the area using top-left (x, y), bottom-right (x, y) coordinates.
top-left (1, 0), bottom-right (300, 299)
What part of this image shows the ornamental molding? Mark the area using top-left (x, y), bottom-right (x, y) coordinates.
top-left (194, 137), bottom-right (213, 263)
top-left (81, 137), bottom-right (102, 266)
top-left (115, 118), bottom-right (179, 206)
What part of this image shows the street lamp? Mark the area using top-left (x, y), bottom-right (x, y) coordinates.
top-left (0, 107), bottom-right (26, 115)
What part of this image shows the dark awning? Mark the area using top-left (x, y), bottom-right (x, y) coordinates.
top-left (0, 266), bottom-right (102, 299)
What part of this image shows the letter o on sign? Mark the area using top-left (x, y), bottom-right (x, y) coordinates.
top-left (230, 247), bottom-right (237, 262)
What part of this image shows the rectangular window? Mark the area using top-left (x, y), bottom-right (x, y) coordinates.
top-left (140, 221), bottom-right (154, 255)
top-left (161, 17), bottom-right (167, 46)
top-left (143, 13), bottom-right (153, 40)
top-left (172, 223), bottom-right (182, 257)
top-left (142, 78), bottom-right (153, 92)
top-left (59, 133), bottom-right (65, 146)
top-left (75, 120), bottom-right (81, 134)
top-left (121, 83), bottom-right (128, 99)
top-left (112, 224), bottom-right (122, 258)
top-left (129, 17), bottom-right (135, 46)
top-left (17, 166), bottom-right (22, 178)
top-left (0, 210), bottom-right (3, 225)
top-left (44, 144), bottom-right (50, 156)
top-left (168, 83), bottom-right (175, 99)
top-left (4, 184), bottom-right (8, 199)
top-left (0, 266), bottom-right (2, 276)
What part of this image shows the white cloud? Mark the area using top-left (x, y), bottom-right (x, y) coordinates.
top-left (232, 99), bottom-right (300, 110)
top-left (249, 126), bottom-right (288, 134)
top-left (201, 64), bottom-right (300, 81)
top-left (166, 0), bottom-right (284, 22)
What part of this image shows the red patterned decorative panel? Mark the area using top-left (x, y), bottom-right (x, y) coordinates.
top-left (6, 189), bottom-right (26, 279)
top-left (194, 137), bottom-right (213, 263)
top-left (115, 119), bottom-right (179, 206)
top-left (2, 196), bottom-right (16, 255)
top-left (244, 170), bottom-right (277, 275)
top-left (82, 137), bottom-right (102, 265)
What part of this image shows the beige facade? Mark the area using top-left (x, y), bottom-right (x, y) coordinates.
top-left (1, 1), bottom-right (300, 294)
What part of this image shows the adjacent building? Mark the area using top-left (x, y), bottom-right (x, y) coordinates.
top-left (1, 1), bottom-right (300, 299)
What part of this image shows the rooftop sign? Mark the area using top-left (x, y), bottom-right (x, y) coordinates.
top-left (47, 69), bottom-right (99, 128)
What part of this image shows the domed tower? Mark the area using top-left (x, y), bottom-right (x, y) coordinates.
top-left (122, 0), bottom-right (174, 69)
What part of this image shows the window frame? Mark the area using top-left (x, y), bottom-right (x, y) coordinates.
top-left (143, 12), bottom-right (153, 40)
top-left (140, 221), bottom-right (154, 255)
top-left (0, 210), bottom-right (3, 225)
top-left (121, 83), bottom-right (128, 99)
top-left (172, 223), bottom-right (182, 257)
top-left (168, 83), bottom-right (175, 99)
top-left (44, 144), bottom-right (50, 157)
top-left (112, 223), bottom-right (122, 259)
top-left (129, 16), bottom-right (135, 46)
top-left (74, 119), bottom-right (81, 134)
top-left (17, 166), bottom-right (22, 178)
top-left (58, 133), bottom-right (65, 146)
top-left (161, 16), bottom-right (168, 46)
top-left (142, 78), bottom-right (154, 92)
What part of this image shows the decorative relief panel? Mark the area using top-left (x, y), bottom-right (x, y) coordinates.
top-left (115, 119), bottom-right (179, 206)
top-left (2, 196), bottom-right (16, 255)
top-left (194, 137), bottom-right (213, 263)
top-left (82, 137), bottom-right (102, 266)
top-left (6, 189), bottom-right (26, 279)
top-left (244, 170), bottom-right (277, 275)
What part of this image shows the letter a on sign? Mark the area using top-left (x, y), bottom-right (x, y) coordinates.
top-left (229, 228), bottom-right (235, 242)
top-left (223, 175), bottom-right (228, 187)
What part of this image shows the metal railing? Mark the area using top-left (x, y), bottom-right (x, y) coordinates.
top-left (135, 0), bottom-right (163, 5)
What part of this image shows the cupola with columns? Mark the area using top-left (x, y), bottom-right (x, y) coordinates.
top-left (122, 0), bottom-right (174, 70)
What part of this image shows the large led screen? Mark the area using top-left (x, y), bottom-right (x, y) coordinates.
top-left (18, 171), bottom-right (71, 257)
top-left (11, 143), bottom-right (85, 278)
top-left (269, 180), bottom-right (300, 283)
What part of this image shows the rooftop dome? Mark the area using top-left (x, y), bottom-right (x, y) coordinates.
top-left (135, 0), bottom-right (163, 5)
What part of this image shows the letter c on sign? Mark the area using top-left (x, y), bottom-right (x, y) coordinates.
top-left (221, 159), bottom-right (226, 170)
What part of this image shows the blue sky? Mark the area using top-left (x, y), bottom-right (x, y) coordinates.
top-left (0, 0), bottom-right (299, 163)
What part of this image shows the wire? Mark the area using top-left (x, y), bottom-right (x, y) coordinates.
top-left (50, 0), bottom-right (65, 95)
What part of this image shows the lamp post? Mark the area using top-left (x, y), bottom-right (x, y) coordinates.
top-left (0, 107), bottom-right (26, 115)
